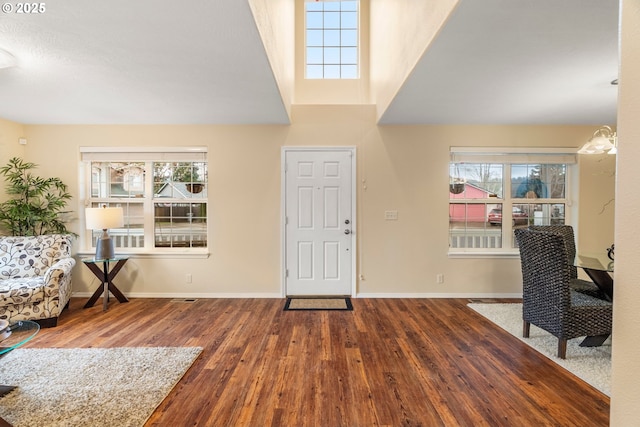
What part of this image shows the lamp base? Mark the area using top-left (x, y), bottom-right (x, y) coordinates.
top-left (95, 236), bottom-right (115, 260)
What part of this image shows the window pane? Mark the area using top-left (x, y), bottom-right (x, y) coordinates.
top-left (324, 12), bottom-right (340, 29)
top-left (307, 47), bottom-right (323, 64)
top-left (155, 203), bottom-right (207, 248)
top-left (341, 11), bottom-right (358, 28)
top-left (91, 162), bottom-right (146, 198)
top-left (341, 29), bottom-right (358, 46)
top-left (515, 203), bottom-right (566, 226)
top-left (324, 65), bottom-right (340, 79)
top-left (449, 203), bottom-right (502, 249)
top-left (511, 164), bottom-right (566, 199)
top-left (307, 29), bottom-right (323, 46)
top-left (89, 201), bottom-right (145, 249)
top-left (324, 2), bottom-right (340, 12)
top-left (307, 65), bottom-right (323, 79)
top-left (324, 47), bottom-right (340, 64)
top-left (306, 2), bottom-right (322, 12)
top-left (153, 162), bottom-right (206, 199)
top-left (324, 29), bottom-right (340, 46)
top-left (341, 1), bottom-right (358, 11)
top-left (449, 163), bottom-right (503, 199)
top-left (341, 65), bottom-right (358, 79)
top-left (341, 47), bottom-right (357, 64)
top-left (306, 11), bottom-right (323, 28)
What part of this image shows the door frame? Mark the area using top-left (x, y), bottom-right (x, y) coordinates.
top-left (280, 146), bottom-right (357, 298)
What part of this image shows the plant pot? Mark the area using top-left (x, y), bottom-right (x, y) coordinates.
top-left (449, 183), bottom-right (465, 194)
top-left (186, 183), bottom-right (204, 194)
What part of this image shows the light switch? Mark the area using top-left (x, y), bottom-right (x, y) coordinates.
top-left (385, 210), bottom-right (398, 220)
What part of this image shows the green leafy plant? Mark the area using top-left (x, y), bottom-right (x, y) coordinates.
top-left (0, 157), bottom-right (74, 236)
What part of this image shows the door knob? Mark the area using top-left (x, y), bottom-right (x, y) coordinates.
top-left (344, 229), bottom-right (351, 235)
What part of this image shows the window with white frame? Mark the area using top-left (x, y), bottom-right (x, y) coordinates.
top-left (81, 147), bottom-right (208, 253)
top-left (448, 147), bottom-right (576, 254)
top-left (305, 0), bottom-right (359, 79)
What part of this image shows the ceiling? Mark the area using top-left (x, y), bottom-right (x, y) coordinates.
top-left (380, 0), bottom-right (620, 125)
top-left (0, 0), bottom-right (620, 125)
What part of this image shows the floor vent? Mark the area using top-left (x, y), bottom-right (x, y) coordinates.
top-left (170, 298), bottom-right (198, 303)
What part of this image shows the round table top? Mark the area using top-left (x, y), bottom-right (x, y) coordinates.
top-left (0, 320), bottom-right (40, 356)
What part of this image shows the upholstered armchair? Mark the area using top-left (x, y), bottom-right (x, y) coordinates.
top-left (0, 234), bottom-right (76, 327)
top-left (515, 229), bottom-right (612, 359)
top-left (528, 225), bottom-right (604, 299)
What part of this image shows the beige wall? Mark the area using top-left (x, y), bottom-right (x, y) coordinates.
top-left (0, 118), bottom-right (26, 201)
top-left (577, 153), bottom-right (616, 253)
top-left (369, 0), bottom-right (458, 119)
top-left (249, 0), bottom-right (295, 119)
top-left (610, 0), bottom-right (640, 424)
top-left (1, 110), bottom-right (611, 299)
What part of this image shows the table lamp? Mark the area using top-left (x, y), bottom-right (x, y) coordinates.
top-left (85, 205), bottom-right (124, 260)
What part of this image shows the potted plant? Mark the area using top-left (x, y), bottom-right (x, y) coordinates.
top-left (0, 157), bottom-right (74, 236)
top-left (449, 177), bottom-right (466, 195)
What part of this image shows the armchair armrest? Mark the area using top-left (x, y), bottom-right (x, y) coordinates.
top-left (43, 258), bottom-right (76, 297)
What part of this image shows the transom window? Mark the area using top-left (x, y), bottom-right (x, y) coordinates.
top-left (81, 147), bottom-right (208, 254)
top-left (448, 148), bottom-right (575, 254)
top-left (305, 0), bottom-right (359, 79)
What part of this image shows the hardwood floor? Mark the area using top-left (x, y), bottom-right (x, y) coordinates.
top-left (31, 298), bottom-right (609, 426)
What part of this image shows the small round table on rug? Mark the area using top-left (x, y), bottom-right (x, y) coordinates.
top-left (0, 320), bottom-right (40, 427)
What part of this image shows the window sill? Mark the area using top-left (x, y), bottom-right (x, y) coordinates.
top-left (77, 250), bottom-right (210, 260)
top-left (448, 251), bottom-right (520, 259)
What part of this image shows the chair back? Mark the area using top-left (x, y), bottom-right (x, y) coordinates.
top-left (529, 225), bottom-right (578, 279)
top-left (514, 228), bottom-right (572, 335)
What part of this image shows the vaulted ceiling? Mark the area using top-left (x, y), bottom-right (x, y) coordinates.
top-left (0, 0), bottom-right (619, 125)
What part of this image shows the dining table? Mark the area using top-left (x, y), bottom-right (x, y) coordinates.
top-left (574, 252), bottom-right (614, 347)
top-left (575, 253), bottom-right (614, 301)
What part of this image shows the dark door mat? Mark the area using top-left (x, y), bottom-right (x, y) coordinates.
top-left (284, 297), bottom-right (353, 311)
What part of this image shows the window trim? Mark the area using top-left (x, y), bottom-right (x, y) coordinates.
top-left (80, 147), bottom-right (209, 259)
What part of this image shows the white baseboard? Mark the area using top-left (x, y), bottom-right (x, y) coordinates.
top-left (72, 292), bottom-right (521, 299)
top-left (71, 292), bottom-right (283, 299)
top-left (355, 293), bottom-right (522, 299)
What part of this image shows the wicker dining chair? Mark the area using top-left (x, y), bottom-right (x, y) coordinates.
top-left (528, 225), bottom-right (605, 299)
top-left (514, 228), bottom-right (613, 359)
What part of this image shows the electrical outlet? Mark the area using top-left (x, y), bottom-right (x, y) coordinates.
top-left (186, 273), bottom-right (192, 284)
top-left (385, 210), bottom-right (398, 220)
top-left (436, 274), bottom-right (444, 284)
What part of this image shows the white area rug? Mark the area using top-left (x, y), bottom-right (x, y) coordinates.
top-left (468, 303), bottom-right (611, 396)
top-left (0, 347), bottom-right (202, 427)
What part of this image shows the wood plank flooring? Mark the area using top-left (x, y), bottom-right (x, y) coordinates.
top-left (30, 298), bottom-right (609, 426)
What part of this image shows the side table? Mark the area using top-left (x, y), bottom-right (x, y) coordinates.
top-left (82, 256), bottom-right (130, 311)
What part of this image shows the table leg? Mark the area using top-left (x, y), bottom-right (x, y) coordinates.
top-left (0, 385), bottom-right (15, 397)
top-left (580, 334), bottom-right (610, 347)
top-left (103, 261), bottom-right (109, 311)
top-left (83, 264), bottom-right (107, 309)
top-left (105, 260), bottom-right (129, 303)
top-left (83, 259), bottom-right (129, 309)
top-left (583, 267), bottom-right (614, 301)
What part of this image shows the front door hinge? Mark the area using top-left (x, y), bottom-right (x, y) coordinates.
top-left (285, 269), bottom-right (289, 278)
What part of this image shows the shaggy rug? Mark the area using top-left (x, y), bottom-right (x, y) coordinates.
top-left (468, 303), bottom-right (611, 396)
top-left (284, 297), bottom-right (353, 311)
top-left (0, 347), bottom-right (202, 427)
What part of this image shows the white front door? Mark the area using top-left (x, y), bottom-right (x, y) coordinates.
top-left (284, 149), bottom-right (354, 296)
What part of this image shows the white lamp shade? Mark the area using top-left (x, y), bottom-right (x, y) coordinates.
top-left (85, 207), bottom-right (124, 230)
